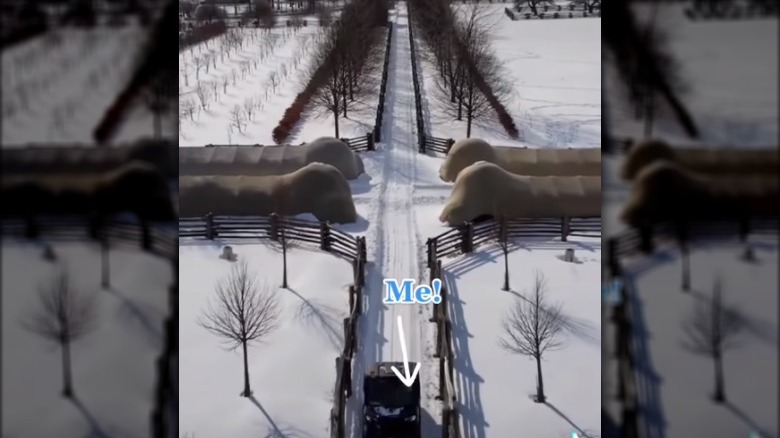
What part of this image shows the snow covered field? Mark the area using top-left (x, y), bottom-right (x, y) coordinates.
top-left (443, 238), bottom-right (602, 437)
top-left (178, 242), bottom-right (354, 437)
top-left (178, 23), bottom-right (382, 146)
top-left (1, 24), bottom-right (166, 146)
top-left (605, 3), bottom-right (778, 147)
top-left (1, 240), bottom-right (173, 437)
top-left (179, 1), bottom-right (602, 435)
top-left (602, 5), bottom-right (779, 435)
top-left (622, 241), bottom-right (778, 437)
top-left (418, 4), bottom-right (601, 147)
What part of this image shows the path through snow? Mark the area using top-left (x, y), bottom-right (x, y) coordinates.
top-left (347, 3), bottom-right (442, 436)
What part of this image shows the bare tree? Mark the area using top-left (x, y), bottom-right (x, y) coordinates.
top-left (198, 261), bottom-right (281, 397)
top-left (499, 271), bottom-right (564, 403)
top-left (575, 0), bottom-right (600, 13)
top-left (680, 277), bottom-right (743, 402)
top-left (230, 104), bottom-right (245, 133)
top-left (196, 82), bottom-right (211, 110)
top-left (526, 0), bottom-right (552, 16)
top-left (243, 97), bottom-right (256, 120)
top-left (22, 267), bottom-right (98, 398)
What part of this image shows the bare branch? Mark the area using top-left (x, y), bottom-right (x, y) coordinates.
top-left (681, 276), bottom-right (743, 357)
top-left (198, 261), bottom-right (281, 351)
top-left (22, 266), bottom-right (97, 344)
top-left (499, 271), bottom-right (564, 358)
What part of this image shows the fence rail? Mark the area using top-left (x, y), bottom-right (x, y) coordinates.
top-left (1, 217), bottom-right (177, 438)
top-left (373, 22), bottom-right (393, 143)
top-left (429, 216), bottom-right (601, 261)
top-left (423, 135), bottom-right (455, 154)
top-left (407, 16), bottom-right (427, 152)
top-left (340, 133), bottom-right (376, 152)
top-left (605, 216), bottom-right (780, 438)
top-left (178, 213), bottom-right (365, 438)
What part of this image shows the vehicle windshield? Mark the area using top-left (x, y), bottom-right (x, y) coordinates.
top-left (365, 377), bottom-right (417, 407)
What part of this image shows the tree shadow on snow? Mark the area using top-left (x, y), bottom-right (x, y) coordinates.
top-left (70, 396), bottom-right (111, 438)
top-left (686, 289), bottom-right (777, 347)
top-left (506, 289), bottom-right (600, 346)
top-left (106, 288), bottom-right (162, 349)
top-left (443, 270), bottom-right (489, 438)
top-left (446, 243), bottom-right (519, 278)
top-left (543, 401), bottom-right (597, 438)
top-left (723, 401), bottom-right (773, 438)
top-left (249, 395), bottom-right (313, 438)
top-left (286, 287), bottom-right (343, 350)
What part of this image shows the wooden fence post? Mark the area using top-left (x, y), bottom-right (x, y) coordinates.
top-left (205, 212), bottom-right (214, 240)
top-left (366, 132), bottom-right (375, 151)
top-left (269, 213), bottom-right (279, 240)
top-left (464, 222), bottom-right (474, 252)
top-left (320, 222), bottom-right (330, 251)
top-left (561, 216), bottom-right (570, 241)
top-left (676, 221), bottom-right (690, 291)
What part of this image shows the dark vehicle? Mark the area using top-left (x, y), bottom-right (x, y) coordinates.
top-left (362, 362), bottom-right (421, 438)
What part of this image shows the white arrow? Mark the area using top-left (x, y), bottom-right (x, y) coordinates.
top-left (390, 315), bottom-right (421, 387)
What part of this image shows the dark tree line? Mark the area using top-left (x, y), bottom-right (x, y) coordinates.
top-left (307, 0), bottom-right (386, 137)
top-left (410, 1), bottom-right (514, 138)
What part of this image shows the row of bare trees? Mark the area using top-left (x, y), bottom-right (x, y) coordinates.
top-left (412, 2), bottom-right (515, 138)
top-left (307, 0), bottom-right (387, 137)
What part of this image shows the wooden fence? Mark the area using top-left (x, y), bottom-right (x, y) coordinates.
top-left (373, 22), bottom-right (393, 143)
top-left (178, 213), bottom-right (366, 438)
top-left (0, 217), bottom-right (177, 438)
top-left (604, 216), bottom-right (779, 438)
top-left (426, 255), bottom-right (460, 438)
top-left (423, 135), bottom-right (455, 154)
top-left (200, 133), bottom-right (374, 153)
top-left (408, 17), bottom-right (427, 152)
top-left (428, 217), bottom-right (601, 261)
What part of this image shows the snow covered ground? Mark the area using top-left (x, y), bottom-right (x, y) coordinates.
top-left (605, 3), bottom-right (778, 147)
top-left (178, 23), bottom-right (382, 146)
top-left (622, 241), bottom-right (778, 437)
top-left (418, 4), bottom-right (601, 147)
top-left (1, 240), bottom-right (173, 437)
top-left (1, 23), bottom-right (169, 146)
top-left (178, 1), bottom-right (602, 435)
top-left (442, 237), bottom-right (602, 437)
top-left (602, 5), bottom-right (778, 435)
top-left (178, 241), bottom-right (354, 437)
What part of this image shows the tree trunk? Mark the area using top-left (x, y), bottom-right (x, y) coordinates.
top-left (281, 220), bottom-right (288, 288)
top-left (242, 340), bottom-right (251, 397)
top-left (466, 109), bottom-right (473, 138)
top-left (535, 355), bottom-right (545, 402)
top-left (333, 109), bottom-right (340, 138)
top-left (342, 92), bottom-right (348, 118)
top-left (502, 242), bottom-right (509, 291)
top-left (713, 352), bottom-right (725, 402)
top-left (62, 341), bottom-right (73, 397)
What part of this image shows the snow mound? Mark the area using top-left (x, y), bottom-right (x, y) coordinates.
top-left (622, 139), bottom-right (780, 180)
top-left (179, 162), bottom-right (358, 223)
top-left (179, 137), bottom-right (365, 180)
top-left (440, 137), bottom-right (601, 182)
top-left (439, 161), bottom-right (601, 225)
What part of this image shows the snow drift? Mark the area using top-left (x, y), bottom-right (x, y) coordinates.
top-left (179, 162), bottom-right (358, 223)
top-left (439, 161), bottom-right (601, 225)
top-left (0, 140), bottom-right (177, 177)
top-left (1, 161), bottom-right (175, 220)
top-left (621, 160), bottom-right (780, 226)
top-left (439, 138), bottom-right (601, 182)
top-left (179, 137), bottom-right (365, 180)
top-left (622, 139), bottom-right (780, 180)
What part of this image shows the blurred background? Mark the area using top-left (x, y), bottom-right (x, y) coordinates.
top-left (602, 0), bottom-right (778, 436)
top-left (1, 0), bottom-right (178, 436)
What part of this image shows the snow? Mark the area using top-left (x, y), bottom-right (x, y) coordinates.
top-left (621, 241), bottom-right (778, 437)
top-left (178, 23), bottom-right (383, 146)
top-left (418, 4), bottom-right (601, 147)
top-left (443, 238), bottom-right (602, 437)
top-left (1, 24), bottom-right (169, 146)
top-left (1, 241), bottom-right (173, 437)
top-left (178, 1), bottom-right (602, 435)
top-left (605, 3), bottom-right (778, 146)
top-left (602, 5), bottom-right (779, 434)
top-left (179, 242), bottom-right (354, 437)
